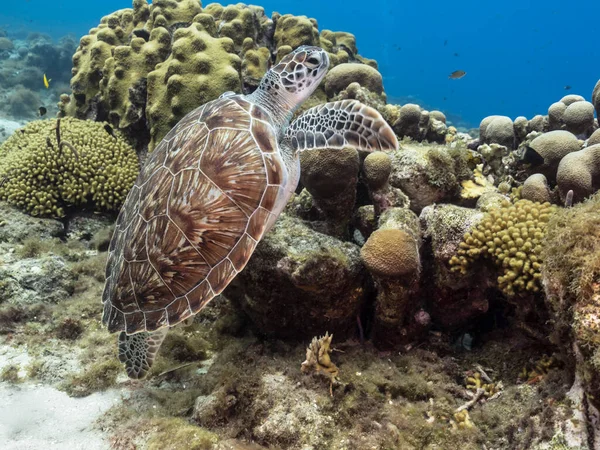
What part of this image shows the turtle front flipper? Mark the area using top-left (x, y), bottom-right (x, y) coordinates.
top-left (285, 100), bottom-right (398, 152)
top-left (118, 328), bottom-right (168, 379)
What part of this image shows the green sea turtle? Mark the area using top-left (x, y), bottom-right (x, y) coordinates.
top-left (102, 46), bottom-right (398, 378)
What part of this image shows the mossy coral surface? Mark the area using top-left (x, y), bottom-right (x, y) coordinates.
top-left (450, 199), bottom-right (556, 296)
top-left (0, 118), bottom-right (139, 217)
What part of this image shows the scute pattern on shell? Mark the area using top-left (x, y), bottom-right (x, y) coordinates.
top-left (102, 96), bottom-right (284, 334)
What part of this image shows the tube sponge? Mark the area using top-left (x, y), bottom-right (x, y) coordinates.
top-left (0, 118), bottom-right (139, 217)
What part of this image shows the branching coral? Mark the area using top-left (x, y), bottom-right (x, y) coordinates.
top-left (450, 199), bottom-right (556, 296)
top-left (0, 118), bottom-right (139, 217)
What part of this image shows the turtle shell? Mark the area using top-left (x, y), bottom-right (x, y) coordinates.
top-left (102, 96), bottom-right (286, 335)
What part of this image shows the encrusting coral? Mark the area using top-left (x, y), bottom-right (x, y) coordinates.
top-left (449, 199), bottom-right (556, 297)
top-left (0, 118), bottom-right (138, 218)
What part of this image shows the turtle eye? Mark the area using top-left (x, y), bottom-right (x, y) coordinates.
top-left (305, 56), bottom-right (321, 69)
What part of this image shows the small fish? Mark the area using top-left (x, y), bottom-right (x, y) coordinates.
top-left (443, 39), bottom-right (448, 46)
top-left (449, 70), bottom-right (466, 80)
top-left (43, 74), bottom-right (51, 89)
top-left (453, 52), bottom-right (459, 57)
top-left (103, 124), bottom-right (116, 138)
top-left (564, 85), bottom-right (571, 91)
top-left (38, 106), bottom-right (47, 117)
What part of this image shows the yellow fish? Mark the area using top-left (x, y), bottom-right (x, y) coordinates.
top-left (43, 74), bottom-right (51, 89)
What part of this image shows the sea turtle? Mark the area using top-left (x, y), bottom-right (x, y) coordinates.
top-left (102, 46), bottom-right (398, 378)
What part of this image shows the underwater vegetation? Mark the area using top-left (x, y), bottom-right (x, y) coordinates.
top-left (0, 0), bottom-right (599, 448)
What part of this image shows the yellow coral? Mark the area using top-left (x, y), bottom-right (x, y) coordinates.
top-left (0, 118), bottom-right (139, 218)
top-left (460, 164), bottom-right (496, 199)
top-left (449, 199), bottom-right (556, 296)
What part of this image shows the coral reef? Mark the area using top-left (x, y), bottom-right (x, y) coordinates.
top-left (146, 24), bottom-right (241, 149)
top-left (420, 204), bottom-right (492, 329)
top-left (361, 208), bottom-right (423, 348)
top-left (299, 146), bottom-right (360, 236)
top-left (479, 115), bottom-right (515, 149)
top-left (548, 94), bottom-right (596, 137)
top-left (388, 142), bottom-right (474, 213)
top-left (449, 199), bottom-right (556, 297)
top-left (556, 143), bottom-right (600, 203)
top-left (543, 192), bottom-right (600, 414)
top-left (0, 118), bottom-right (138, 217)
top-left (521, 173), bottom-right (551, 203)
top-left (522, 130), bottom-right (581, 182)
top-left (59, 0), bottom-right (377, 152)
top-left (227, 214), bottom-right (366, 340)
top-left (324, 63), bottom-right (384, 97)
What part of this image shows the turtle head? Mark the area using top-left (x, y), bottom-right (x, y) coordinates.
top-left (271, 46), bottom-right (330, 103)
top-left (249, 46), bottom-right (329, 127)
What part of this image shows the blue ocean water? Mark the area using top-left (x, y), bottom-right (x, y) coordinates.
top-left (1, 0), bottom-right (599, 128)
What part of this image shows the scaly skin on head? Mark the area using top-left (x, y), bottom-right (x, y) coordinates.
top-left (247, 46), bottom-right (330, 132)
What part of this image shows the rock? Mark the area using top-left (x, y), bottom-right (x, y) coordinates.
top-left (388, 143), bottom-right (472, 214)
top-left (0, 202), bottom-right (63, 243)
top-left (323, 63), bottom-right (383, 97)
top-left (0, 255), bottom-right (74, 305)
top-left (66, 213), bottom-right (114, 246)
top-left (252, 373), bottom-right (333, 447)
top-left (420, 204), bottom-right (492, 329)
top-left (227, 214), bottom-right (366, 340)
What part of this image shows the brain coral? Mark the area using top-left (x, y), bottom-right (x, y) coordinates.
top-left (60, 0), bottom-right (375, 151)
top-left (0, 118), bottom-right (139, 217)
top-left (449, 199), bottom-right (556, 296)
top-left (361, 228), bottom-right (420, 278)
top-left (556, 144), bottom-right (600, 203)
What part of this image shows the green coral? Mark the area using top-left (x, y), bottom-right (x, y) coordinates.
top-left (60, 1), bottom-right (376, 150)
top-left (450, 199), bottom-right (556, 296)
top-left (146, 22), bottom-right (241, 149)
top-left (0, 118), bottom-right (139, 218)
top-left (61, 8), bottom-right (135, 118)
top-left (100, 27), bottom-right (172, 130)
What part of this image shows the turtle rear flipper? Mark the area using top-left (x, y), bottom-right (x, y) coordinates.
top-left (118, 329), bottom-right (167, 379)
top-left (285, 100), bottom-right (398, 152)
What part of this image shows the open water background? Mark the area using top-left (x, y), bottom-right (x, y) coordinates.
top-left (2, 0), bottom-right (599, 128)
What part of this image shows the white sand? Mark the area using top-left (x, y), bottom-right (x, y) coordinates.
top-left (0, 383), bottom-right (121, 450)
